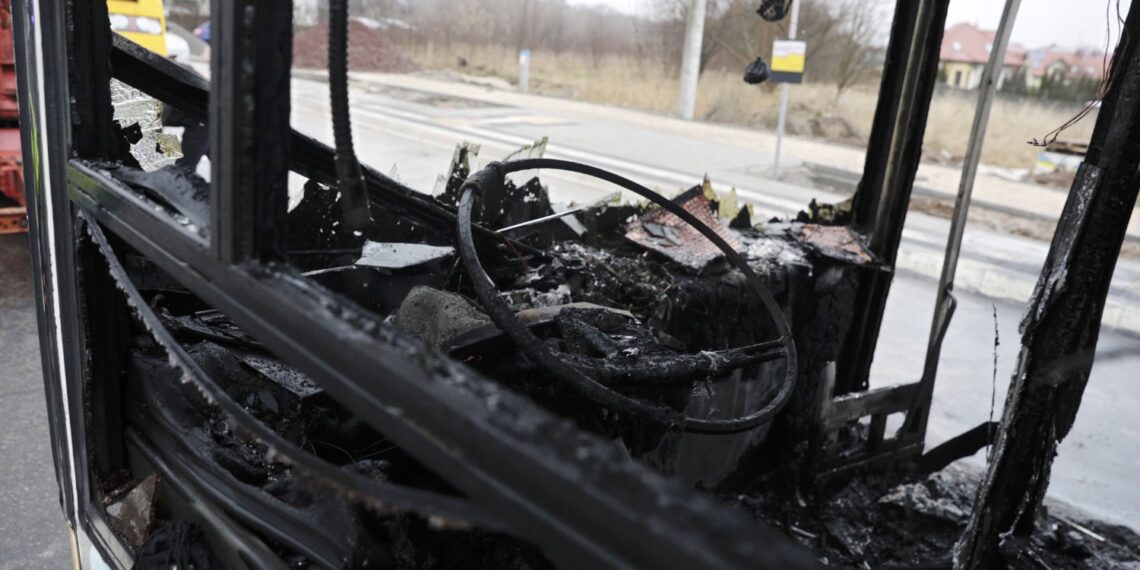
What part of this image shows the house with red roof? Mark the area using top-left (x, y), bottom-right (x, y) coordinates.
top-left (939, 22), bottom-right (1027, 90)
top-left (939, 23), bottom-right (1105, 94)
top-left (1023, 46), bottom-right (1107, 91)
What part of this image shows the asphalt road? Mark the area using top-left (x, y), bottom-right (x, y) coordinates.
top-left (1, 74), bottom-right (1137, 566)
top-left (0, 234), bottom-right (71, 569)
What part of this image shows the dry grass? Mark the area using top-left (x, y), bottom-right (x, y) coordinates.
top-left (925, 92), bottom-right (1096, 169)
top-left (399, 41), bottom-right (1099, 170)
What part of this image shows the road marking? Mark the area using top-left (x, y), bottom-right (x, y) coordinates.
top-left (292, 90), bottom-right (808, 216)
top-left (476, 115), bottom-right (573, 126)
top-left (291, 97), bottom-right (644, 202)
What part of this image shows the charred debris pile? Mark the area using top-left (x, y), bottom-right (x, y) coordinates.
top-left (88, 135), bottom-right (1139, 568)
top-left (292, 19), bottom-right (419, 73)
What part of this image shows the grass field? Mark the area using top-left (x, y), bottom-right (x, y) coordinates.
top-left (398, 41), bottom-right (1098, 171)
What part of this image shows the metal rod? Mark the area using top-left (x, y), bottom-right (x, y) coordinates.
top-left (495, 191), bottom-right (619, 233)
top-left (772, 0), bottom-right (800, 178)
top-left (903, 0), bottom-right (1022, 439)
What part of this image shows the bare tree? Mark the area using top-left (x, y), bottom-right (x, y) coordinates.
top-left (380, 0), bottom-right (886, 94)
top-left (829, 0), bottom-right (886, 98)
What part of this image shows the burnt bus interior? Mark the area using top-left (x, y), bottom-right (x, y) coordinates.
top-left (13, 0), bottom-right (1140, 568)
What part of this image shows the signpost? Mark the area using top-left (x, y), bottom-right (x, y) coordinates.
top-left (771, 0), bottom-right (803, 178)
top-left (519, 49), bottom-right (531, 94)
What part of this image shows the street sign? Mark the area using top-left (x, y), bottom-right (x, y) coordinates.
top-left (771, 40), bottom-right (806, 84)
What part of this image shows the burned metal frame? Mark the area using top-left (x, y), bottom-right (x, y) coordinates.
top-left (26, 0), bottom-right (1133, 564)
top-left (209, 0), bottom-right (291, 262)
top-left (812, 0), bottom-right (1017, 477)
top-left (843, 0), bottom-right (950, 396)
top-left (12, 0), bottom-right (87, 540)
top-left (806, 0), bottom-right (953, 476)
top-left (107, 34), bottom-right (543, 260)
top-left (17, 0), bottom-right (820, 567)
top-left (959, 6), bottom-right (1140, 564)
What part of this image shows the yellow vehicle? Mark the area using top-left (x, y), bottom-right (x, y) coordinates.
top-left (106, 0), bottom-right (168, 56)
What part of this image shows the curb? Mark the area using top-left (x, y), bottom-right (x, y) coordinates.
top-left (803, 162), bottom-right (1140, 245)
top-left (895, 247), bottom-right (1140, 336)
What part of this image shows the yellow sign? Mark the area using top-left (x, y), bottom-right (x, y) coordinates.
top-left (771, 40), bottom-right (806, 83)
top-left (107, 0), bottom-right (169, 56)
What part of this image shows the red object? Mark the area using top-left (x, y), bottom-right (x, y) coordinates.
top-left (292, 21), bottom-right (418, 73)
top-left (940, 22), bottom-right (1028, 68)
top-left (0, 0), bottom-right (26, 235)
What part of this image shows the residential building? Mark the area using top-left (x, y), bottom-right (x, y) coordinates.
top-left (938, 22), bottom-right (1105, 94)
top-left (939, 22), bottom-right (1027, 90)
top-left (1024, 46), bottom-right (1106, 90)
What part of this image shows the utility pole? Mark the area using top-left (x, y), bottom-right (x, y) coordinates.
top-left (517, 0), bottom-right (532, 54)
top-left (676, 0), bottom-right (707, 120)
top-left (771, 0), bottom-right (801, 178)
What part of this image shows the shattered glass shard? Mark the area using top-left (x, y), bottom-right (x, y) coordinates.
top-left (111, 79), bottom-right (183, 171)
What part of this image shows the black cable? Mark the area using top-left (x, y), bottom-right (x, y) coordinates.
top-left (456, 159), bottom-right (798, 434)
top-left (552, 311), bottom-right (786, 385)
top-left (559, 340), bottom-right (785, 386)
top-left (329, 0), bottom-right (372, 231)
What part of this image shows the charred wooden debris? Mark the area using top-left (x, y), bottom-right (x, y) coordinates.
top-left (13, 0), bottom-right (1140, 568)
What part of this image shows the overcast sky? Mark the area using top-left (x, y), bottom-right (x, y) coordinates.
top-left (946, 0), bottom-right (1131, 50)
top-left (568, 0), bottom-right (1133, 51)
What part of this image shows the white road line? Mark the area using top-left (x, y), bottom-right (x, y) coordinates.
top-left (293, 97), bottom-right (645, 201)
top-left (292, 90), bottom-right (808, 216)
